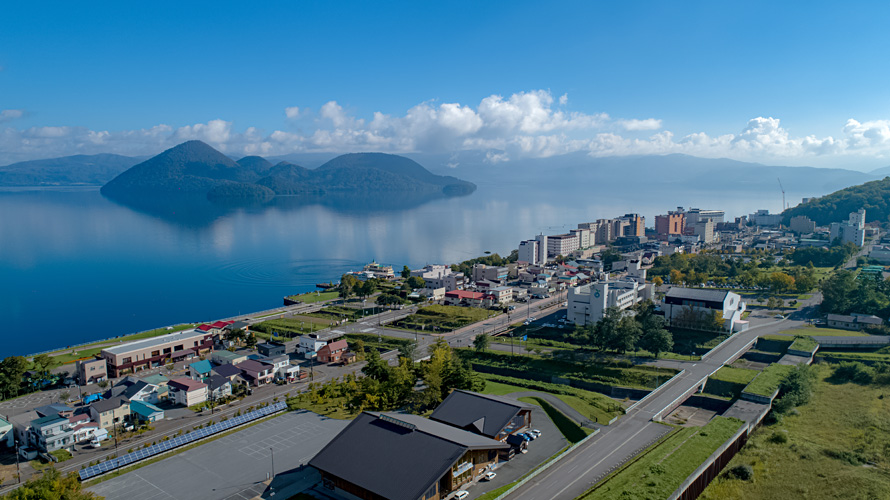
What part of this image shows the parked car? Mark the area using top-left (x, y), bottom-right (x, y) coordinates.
top-left (483, 471), bottom-right (497, 481)
top-left (455, 491), bottom-right (470, 500)
top-left (531, 429), bottom-right (542, 437)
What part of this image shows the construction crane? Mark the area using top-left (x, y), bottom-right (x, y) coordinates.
top-left (777, 178), bottom-right (786, 211)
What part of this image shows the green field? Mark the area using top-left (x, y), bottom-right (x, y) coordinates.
top-left (479, 374), bottom-right (623, 423)
top-left (818, 346), bottom-right (890, 363)
top-left (701, 365), bottom-right (890, 500)
top-left (742, 363), bottom-right (793, 397)
top-left (703, 366), bottom-right (758, 399)
top-left (462, 349), bottom-right (676, 390)
top-left (252, 315), bottom-right (331, 338)
top-left (584, 416), bottom-right (744, 500)
top-left (391, 304), bottom-right (499, 332)
top-left (285, 290), bottom-right (338, 303)
top-left (303, 305), bottom-right (382, 322)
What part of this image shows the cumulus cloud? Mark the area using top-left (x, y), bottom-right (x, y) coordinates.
top-left (619, 118), bottom-right (662, 131)
top-left (0, 109), bottom-right (24, 123)
top-left (5, 90), bottom-right (890, 166)
top-left (284, 106), bottom-right (301, 119)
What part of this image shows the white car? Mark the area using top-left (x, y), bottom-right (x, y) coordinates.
top-left (455, 491), bottom-right (470, 500)
top-left (483, 471), bottom-right (497, 481)
top-left (531, 429), bottom-right (542, 437)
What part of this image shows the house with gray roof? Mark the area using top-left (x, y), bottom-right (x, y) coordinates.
top-left (310, 412), bottom-right (509, 500)
top-left (430, 390), bottom-right (535, 440)
top-left (662, 287), bottom-right (747, 332)
top-left (827, 313), bottom-right (884, 331)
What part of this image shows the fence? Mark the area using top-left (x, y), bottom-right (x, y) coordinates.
top-left (667, 423), bottom-right (749, 500)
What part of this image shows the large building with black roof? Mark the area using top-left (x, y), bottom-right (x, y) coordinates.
top-left (310, 411), bottom-right (510, 500)
top-left (429, 390), bottom-right (535, 441)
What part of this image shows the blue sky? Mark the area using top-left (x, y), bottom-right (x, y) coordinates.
top-left (2, 1), bottom-right (890, 169)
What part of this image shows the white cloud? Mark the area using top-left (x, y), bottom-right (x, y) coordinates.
top-left (284, 106), bottom-right (301, 119)
top-left (5, 90), bottom-right (890, 167)
top-left (0, 109), bottom-right (24, 123)
top-left (619, 118), bottom-right (662, 131)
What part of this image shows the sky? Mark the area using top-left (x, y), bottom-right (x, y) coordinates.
top-left (2, 1), bottom-right (890, 169)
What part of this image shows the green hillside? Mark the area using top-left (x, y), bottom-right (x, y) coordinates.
top-left (783, 177), bottom-right (890, 225)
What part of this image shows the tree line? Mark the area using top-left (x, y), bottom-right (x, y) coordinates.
top-left (821, 269), bottom-right (890, 320)
top-left (569, 301), bottom-right (675, 357)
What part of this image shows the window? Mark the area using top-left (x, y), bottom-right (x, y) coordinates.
top-left (151, 350), bottom-right (160, 357)
top-left (194, 341), bottom-right (199, 347)
top-left (174, 345), bottom-right (183, 351)
top-left (122, 357), bottom-right (132, 364)
top-left (164, 347), bottom-right (172, 354)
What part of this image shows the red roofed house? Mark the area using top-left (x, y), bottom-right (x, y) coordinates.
top-left (317, 340), bottom-right (348, 363)
top-left (168, 378), bottom-right (208, 407)
top-left (444, 290), bottom-right (485, 307)
top-left (197, 324), bottom-right (213, 333)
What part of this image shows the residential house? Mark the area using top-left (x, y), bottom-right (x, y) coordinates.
top-left (168, 378), bottom-right (208, 407)
top-left (0, 417), bottom-right (12, 448)
top-left (211, 350), bottom-right (249, 366)
top-left (89, 396), bottom-right (132, 430)
top-left (234, 360), bottom-right (275, 387)
top-left (297, 335), bottom-right (328, 359)
top-left (205, 374), bottom-right (233, 400)
top-left (29, 415), bottom-right (78, 453)
top-left (130, 400), bottom-right (165, 423)
top-left (212, 363), bottom-right (243, 382)
top-left (257, 342), bottom-right (287, 357)
top-left (34, 404), bottom-right (73, 418)
top-left (188, 359), bottom-right (213, 381)
top-left (444, 290), bottom-right (485, 307)
top-left (10, 411), bottom-right (40, 450)
top-left (261, 354), bottom-right (291, 374)
top-left (317, 340), bottom-right (348, 364)
top-left (310, 412), bottom-right (509, 500)
top-left (75, 357), bottom-right (108, 385)
top-left (141, 374), bottom-right (170, 402)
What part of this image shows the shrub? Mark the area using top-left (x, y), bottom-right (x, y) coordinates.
top-left (768, 431), bottom-right (788, 444)
top-left (823, 448), bottom-right (868, 465)
top-left (833, 361), bottom-right (875, 384)
top-left (726, 464), bottom-right (754, 480)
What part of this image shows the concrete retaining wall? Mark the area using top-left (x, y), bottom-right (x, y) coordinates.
top-left (667, 423), bottom-right (749, 500)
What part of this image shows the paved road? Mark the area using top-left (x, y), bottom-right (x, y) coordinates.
top-left (504, 316), bottom-right (805, 500)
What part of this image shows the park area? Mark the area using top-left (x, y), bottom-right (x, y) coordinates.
top-left (700, 364), bottom-right (890, 500)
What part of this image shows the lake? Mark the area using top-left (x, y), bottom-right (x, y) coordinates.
top-left (0, 181), bottom-right (804, 357)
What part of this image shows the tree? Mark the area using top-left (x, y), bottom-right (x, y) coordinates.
top-left (473, 333), bottom-right (490, 352)
top-left (0, 356), bottom-right (28, 399)
top-left (362, 349), bottom-right (391, 382)
top-left (244, 333), bottom-right (258, 350)
top-left (399, 342), bottom-right (417, 362)
top-left (638, 329), bottom-right (674, 358)
top-left (669, 269), bottom-right (684, 285)
top-left (770, 272), bottom-right (795, 293)
top-left (406, 276), bottom-right (426, 290)
top-left (4, 467), bottom-right (99, 500)
top-left (338, 273), bottom-right (360, 300)
top-left (820, 270), bottom-right (858, 314)
top-left (352, 338), bottom-right (367, 361)
top-left (773, 364), bottom-right (817, 414)
top-left (376, 293), bottom-right (403, 308)
top-left (652, 276), bottom-right (664, 287)
top-left (610, 315), bottom-right (642, 353)
top-left (401, 265), bottom-right (412, 279)
top-left (358, 280), bottom-right (377, 300)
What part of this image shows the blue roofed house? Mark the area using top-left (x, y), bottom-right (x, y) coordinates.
top-left (130, 400), bottom-right (165, 423)
top-left (188, 360), bottom-right (213, 381)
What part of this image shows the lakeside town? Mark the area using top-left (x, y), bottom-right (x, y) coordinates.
top-left (1, 198), bottom-right (889, 500)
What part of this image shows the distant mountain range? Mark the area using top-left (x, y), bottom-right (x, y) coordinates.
top-left (0, 154), bottom-right (142, 186)
top-left (99, 141), bottom-right (477, 201)
top-left (3, 145), bottom-right (887, 203)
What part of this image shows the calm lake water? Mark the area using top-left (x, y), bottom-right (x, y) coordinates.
top-left (0, 181), bottom-right (804, 357)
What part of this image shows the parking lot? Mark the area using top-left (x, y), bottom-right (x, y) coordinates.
top-left (466, 405), bottom-right (569, 499)
top-left (87, 410), bottom-right (349, 500)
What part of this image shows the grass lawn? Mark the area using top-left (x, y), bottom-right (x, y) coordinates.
top-left (789, 336), bottom-right (818, 353)
top-left (344, 333), bottom-right (413, 354)
top-left (286, 395), bottom-right (357, 420)
top-left (503, 325), bottom-right (704, 360)
top-left (700, 365), bottom-right (890, 500)
top-left (583, 416), bottom-right (744, 500)
top-left (391, 304), bottom-right (500, 332)
top-left (252, 315), bottom-right (332, 338)
top-left (742, 363), bottom-right (793, 397)
top-left (703, 366), bottom-right (758, 399)
top-left (671, 328), bottom-right (729, 356)
top-left (479, 375), bottom-right (623, 424)
top-left (285, 290), bottom-right (338, 303)
top-left (303, 305), bottom-right (382, 322)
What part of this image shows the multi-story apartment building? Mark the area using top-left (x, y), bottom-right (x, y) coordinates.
top-left (547, 233), bottom-right (580, 257)
top-left (620, 214), bottom-right (646, 237)
top-left (410, 265), bottom-right (451, 281)
top-left (830, 209), bottom-right (866, 246)
top-left (101, 330), bottom-right (213, 377)
top-left (789, 215), bottom-right (816, 234)
top-left (685, 208), bottom-right (725, 225)
top-left (655, 211), bottom-right (686, 236)
top-left (472, 264), bottom-right (508, 283)
top-left (518, 239), bottom-right (541, 265)
top-left (693, 219), bottom-right (717, 244)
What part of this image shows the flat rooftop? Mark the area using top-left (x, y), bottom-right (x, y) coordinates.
top-left (102, 330), bottom-right (207, 356)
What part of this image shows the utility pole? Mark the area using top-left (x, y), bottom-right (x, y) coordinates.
top-left (270, 447), bottom-right (275, 479)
